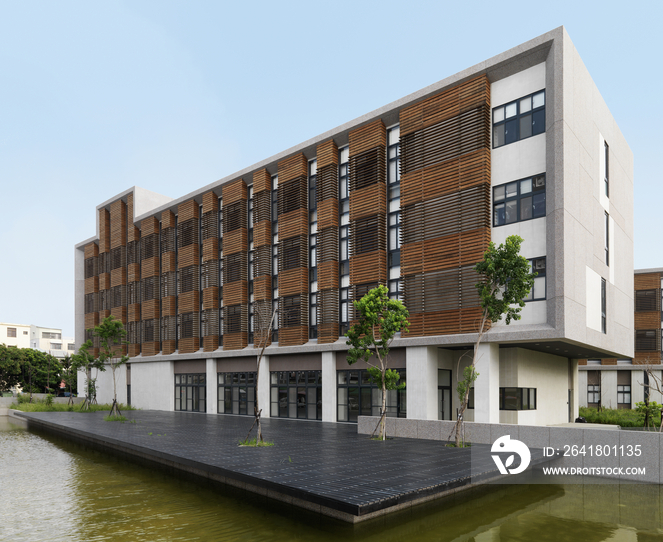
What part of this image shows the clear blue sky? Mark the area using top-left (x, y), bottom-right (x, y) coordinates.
top-left (0, 0), bottom-right (660, 337)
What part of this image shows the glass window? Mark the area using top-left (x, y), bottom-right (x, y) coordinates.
top-left (499, 387), bottom-right (536, 410)
top-left (336, 368), bottom-right (406, 422)
top-left (270, 371), bottom-right (321, 420)
top-left (493, 90), bottom-right (546, 148)
top-left (174, 373), bottom-right (206, 412)
top-left (493, 174), bottom-right (545, 227)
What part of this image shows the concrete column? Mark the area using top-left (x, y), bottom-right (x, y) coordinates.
top-left (206, 358), bottom-right (217, 414)
top-left (569, 358), bottom-right (578, 421)
top-left (257, 355), bottom-right (271, 418)
top-left (649, 370), bottom-right (663, 404)
top-left (601, 370), bottom-right (617, 410)
top-left (474, 342), bottom-right (500, 423)
top-left (631, 369), bottom-right (644, 406)
top-left (322, 351), bottom-right (337, 422)
top-left (577, 370), bottom-right (588, 408)
top-left (406, 346), bottom-right (438, 420)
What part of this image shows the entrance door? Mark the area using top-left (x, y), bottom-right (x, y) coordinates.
top-left (438, 369), bottom-right (452, 420)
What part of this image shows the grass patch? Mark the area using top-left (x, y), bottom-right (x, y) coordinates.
top-left (238, 437), bottom-right (274, 447)
top-left (11, 396), bottom-right (136, 413)
top-left (579, 406), bottom-right (660, 428)
top-left (103, 415), bottom-right (128, 422)
top-left (445, 442), bottom-right (471, 448)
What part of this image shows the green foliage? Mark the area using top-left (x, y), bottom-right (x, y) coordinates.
top-left (457, 366), bottom-right (479, 408)
top-left (0, 344), bottom-right (23, 392)
top-left (635, 401), bottom-right (663, 427)
top-left (346, 285), bottom-right (409, 368)
top-left (366, 366), bottom-right (405, 391)
top-left (11, 400), bottom-right (135, 413)
top-left (45, 394), bottom-right (54, 406)
top-left (579, 406), bottom-right (661, 428)
top-left (19, 349), bottom-right (62, 394)
top-left (103, 415), bottom-right (127, 422)
top-left (238, 437), bottom-right (274, 447)
top-left (474, 236), bottom-right (536, 325)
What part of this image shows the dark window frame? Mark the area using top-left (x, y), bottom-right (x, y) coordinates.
top-left (174, 373), bottom-right (206, 412)
top-left (601, 278), bottom-right (607, 334)
top-left (498, 387), bottom-right (537, 410)
top-left (270, 370), bottom-right (322, 420)
top-left (492, 90), bottom-right (546, 148)
top-left (218, 372), bottom-right (256, 416)
top-left (336, 368), bottom-right (406, 422)
top-left (493, 174), bottom-right (546, 227)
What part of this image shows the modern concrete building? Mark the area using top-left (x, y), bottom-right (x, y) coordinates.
top-left (579, 268), bottom-right (663, 410)
top-left (75, 26), bottom-right (633, 427)
top-left (1, 323), bottom-right (75, 359)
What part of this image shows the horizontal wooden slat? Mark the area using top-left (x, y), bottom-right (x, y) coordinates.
top-left (349, 182), bottom-right (386, 222)
top-left (253, 275), bottom-right (272, 302)
top-left (635, 273), bottom-right (661, 290)
top-left (350, 251), bottom-right (387, 285)
top-left (84, 312), bottom-right (99, 331)
top-left (161, 252), bottom-right (176, 274)
top-left (222, 229), bottom-right (247, 256)
top-left (142, 299), bottom-right (160, 320)
top-left (85, 276), bottom-right (99, 295)
top-left (279, 268), bottom-right (309, 298)
top-left (317, 199), bottom-right (339, 230)
top-left (635, 311), bottom-right (660, 329)
top-left (223, 280), bottom-right (248, 306)
top-left (279, 209), bottom-right (308, 241)
top-left (98, 273), bottom-right (110, 291)
top-left (222, 178), bottom-right (247, 206)
top-left (161, 210), bottom-right (176, 229)
top-left (178, 200), bottom-right (199, 223)
top-left (202, 238), bottom-right (219, 263)
top-left (141, 216), bottom-right (159, 236)
top-left (110, 268), bottom-right (127, 288)
top-left (202, 190), bottom-right (219, 214)
top-left (349, 119), bottom-right (386, 157)
top-left (128, 303), bottom-right (140, 323)
top-left (178, 291), bottom-right (200, 314)
top-left (253, 220), bottom-right (271, 248)
top-left (179, 337), bottom-right (199, 355)
top-left (203, 336), bottom-right (219, 352)
top-left (110, 199), bottom-right (127, 249)
top-left (84, 243), bottom-right (99, 260)
top-left (400, 75), bottom-right (489, 137)
top-left (110, 306), bottom-right (127, 324)
top-left (317, 139), bottom-right (339, 169)
top-left (253, 168), bottom-right (271, 193)
top-left (223, 332), bottom-right (247, 351)
top-left (278, 326), bottom-right (308, 346)
top-left (99, 208), bottom-right (110, 253)
top-left (178, 244), bottom-right (200, 269)
top-left (141, 255), bottom-right (160, 278)
top-left (162, 296), bottom-right (177, 317)
top-left (318, 261), bottom-right (339, 290)
top-left (203, 286), bottom-right (219, 310)
top-left (127, 263), bottom-right (140, 283)
top-left (278, 153), bottom-right (307, 185)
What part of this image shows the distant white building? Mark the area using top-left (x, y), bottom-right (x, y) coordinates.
top-left (1, 323), bottom-right (75, 359)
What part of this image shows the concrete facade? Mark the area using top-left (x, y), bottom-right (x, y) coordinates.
top-left (75, 27), bottom-right (632, 427)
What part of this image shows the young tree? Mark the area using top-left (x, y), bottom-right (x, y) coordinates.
top-left (0, 344), bottom-right (23, 394)
top-left (93, 316), bottom-right (129, 416)
top-left (71, 340), bottom-right (105, 410)
top-left (19, 350), bottom-right (62, 396)
top-left (346, 284), bottom-right (409, 441)
top-left (244, 301), bottom-right (277, 445)
top-left (60, 354), bottom-right (77, 405)
top-left (452, 235), bottom-right (535, 447)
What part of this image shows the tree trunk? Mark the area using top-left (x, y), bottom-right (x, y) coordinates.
top-left (381, 378), bottom-right (387, 440)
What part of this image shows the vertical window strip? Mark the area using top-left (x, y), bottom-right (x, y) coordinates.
top-left (339, 147), bottom-right (350, 336)
top-left (309, 159), bottom-right (318, 339)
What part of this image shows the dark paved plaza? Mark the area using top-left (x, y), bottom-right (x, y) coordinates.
top-left (12, 410), bottom-right (484, 522)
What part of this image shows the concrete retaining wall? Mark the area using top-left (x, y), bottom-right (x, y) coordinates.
top-left (358, 416), bottom-right (663, 484)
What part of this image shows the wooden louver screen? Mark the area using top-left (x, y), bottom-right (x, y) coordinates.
top-left (277, 154), bottom-right (308, 346)
top-left (200, 190), bottom-right (219, 351)
top-left (222, 179), bottom-right (248, 350)
top-left (138, 216), bottom-right (160, 356)
top-left (177, 200), bottom-right (200, 354)
top-left (400, 75), bottom-right (491, 336)
top-left (316, 139), bottom-right (339, 343)
top-left (159, 210), bottom-right (177, 355)
top-left (348, 120), bottom-right (387, 320)
top-left (252, 169), bottom-right (272, 347)
top-left (83, 241), bottom-right (100, 357)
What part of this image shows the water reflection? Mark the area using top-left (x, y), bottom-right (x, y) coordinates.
top-left (1, 418), bottom-right (663, 541)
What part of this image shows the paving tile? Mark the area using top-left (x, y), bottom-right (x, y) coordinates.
top-left (17, 410), bottom-right (485, 519)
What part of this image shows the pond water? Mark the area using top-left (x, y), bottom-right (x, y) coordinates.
top-left (2, 417), bottom-right (663, 541)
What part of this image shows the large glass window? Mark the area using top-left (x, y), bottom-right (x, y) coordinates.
top-left (636, 330), bottom-right (657, 351)
top-left (337, 369), bottom-right (406, 422)
top-left (493, 90), bottom-right (545, 148)
top-left (218, 372), bottom-right (256, 416)
top-left (601, 278), bottom-right (607, 334)
top-left (499, 387), bottom-right (536, 410)
top-left (493, 174), bottom-right (545, 226)
top-left (270, 370), bottom-right (322, 420)
top-left (617, 385), bottom-right (631, 405)
top-left (175, 374), bottom-right (206, 412)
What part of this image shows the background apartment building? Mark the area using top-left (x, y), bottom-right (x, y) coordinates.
top-left (75, 27), bottom-right (633, 427)
top-left (1, 323), bottom-right (75, 360)
top-left (579, 268), bottom-right (663, 410)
